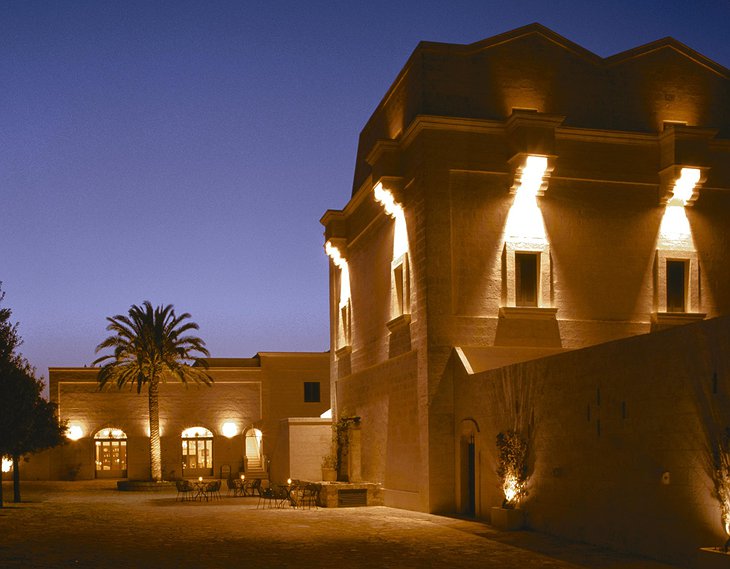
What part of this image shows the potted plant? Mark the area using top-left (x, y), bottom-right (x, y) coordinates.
top-left (697, 427), bottom-right (730, 567)
top-left (491, 430), bottom-right (528, 530)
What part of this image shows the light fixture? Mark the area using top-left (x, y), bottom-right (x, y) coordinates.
top-left (325, 240), bottom-right (351, 307)
top-left (66, 425), bottom-right (84, 441)
top-left (670, 167), bottom-right (701, 206)
top-left (374, 182), bottom-right (408, 259)
top-left (221, 422), bottom-right (238, 438)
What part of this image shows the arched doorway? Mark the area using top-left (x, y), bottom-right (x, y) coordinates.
top-left (458, 419), bottom-right (480, 516)
top-left (181, 427), bottom-right (214, 478)
top-left (243, 427), bottom-right (265, 476)
top-left (94, 427), bottom-right (128, 478)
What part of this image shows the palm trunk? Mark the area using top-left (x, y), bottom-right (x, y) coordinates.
top-left (12, 455), bottom-right (20, 502)
top-left (0, 461), bottom-right (4, 508)
top-left (148, 376), bottom-right (163, 481)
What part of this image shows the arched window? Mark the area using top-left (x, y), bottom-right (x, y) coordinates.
top-left (94, 427), bottom-right (128, 478)
top-left (181, 427), bottom-right (213, 476)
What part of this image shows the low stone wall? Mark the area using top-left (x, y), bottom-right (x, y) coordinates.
top-left (319, 482), bottom-right (383, 508)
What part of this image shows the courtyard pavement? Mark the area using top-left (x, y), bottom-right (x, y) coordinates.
top-left (0, 481), bottom-right (681, 569)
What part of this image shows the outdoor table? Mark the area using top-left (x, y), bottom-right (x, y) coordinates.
top-left (193, 480), bottom-right (209, 501)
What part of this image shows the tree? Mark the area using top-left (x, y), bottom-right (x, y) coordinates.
top-left (2, 362), bottom-right (66, 503)
top-left (93, 301), bottom-right (212, 481)
top-left (0, 284), bottom-right (66, 506)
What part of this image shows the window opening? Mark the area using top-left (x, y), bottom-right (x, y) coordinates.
top-left (94, 427), bottom-right (127, 477)
top-left (181, 427), bottom-right (213, 475)
top-left (392, 253), bottom-right (410, 317)
top-left (666, 260), bottom-right (686, 312)
top-left (304, 381), bottom-right (321, 403)
top-left (515, 252), bottom-right (539, 307)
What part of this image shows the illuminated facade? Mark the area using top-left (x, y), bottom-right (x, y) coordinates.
top-left (33, 352), bottom-right (328, 480)
top-left (322, 24), bottom-right (730, 564)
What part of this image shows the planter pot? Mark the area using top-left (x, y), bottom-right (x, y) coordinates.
top-left (490, 506), bottom-right (524, 531)
top-left (697, 548), bottom-right (730, 569)
top-left (321, 468), bottom-right (337, 482)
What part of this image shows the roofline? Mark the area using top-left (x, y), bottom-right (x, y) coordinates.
top-left (605, 36), bottom-right (730, 78)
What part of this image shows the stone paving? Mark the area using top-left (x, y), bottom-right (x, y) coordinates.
top-left (0, 481), bottom-right (681, 569)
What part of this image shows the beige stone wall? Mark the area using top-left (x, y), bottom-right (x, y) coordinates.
top-left (454, 316), bottom-right (730, 565)
top-left (39, 352), bottom-right (329, 480)
top-left (269, 418), bottom-right (332, 483)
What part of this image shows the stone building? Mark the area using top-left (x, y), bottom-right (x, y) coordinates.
top-left (29, 352), bottom-right (329, 481)
top-left (321, 23), bottom-right (730, 564)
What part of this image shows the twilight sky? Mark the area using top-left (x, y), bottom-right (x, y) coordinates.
top-left (2, 0), bottom-right (729, 387)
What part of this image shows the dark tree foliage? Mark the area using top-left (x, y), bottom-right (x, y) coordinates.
top-left (0, 284), bottom-right (66, 506)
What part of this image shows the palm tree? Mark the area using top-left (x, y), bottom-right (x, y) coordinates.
top-left (93, 301), bottom-right (212, 481)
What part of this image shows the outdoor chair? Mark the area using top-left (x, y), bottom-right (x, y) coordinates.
top-left (257, 480), bottom-right (275, 509)
top-left (175, 479), bottom-right (193, 502)
top-left (206, 480), bottom-right (222, 501)
top-left (300, 483), bottom-right (321, 509)
top-left (225, 476), bottom-right (237, 497)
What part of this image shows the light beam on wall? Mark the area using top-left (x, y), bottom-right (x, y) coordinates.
top-left (505, 156), bottom-right (549, 242)
top-left (1, 457), bottom-right (12, 472)
top-left (325, 241), bottom-right (351, 307)
top-left (669, 167), bottom-right (701, 206)
top-left (374, 182), bottom-right (409, 259)
top-left (658, 167), bottom-right (700, 250)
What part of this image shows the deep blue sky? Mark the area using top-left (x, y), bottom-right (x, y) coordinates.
top-left (3, 1), bottom-right (729, 386)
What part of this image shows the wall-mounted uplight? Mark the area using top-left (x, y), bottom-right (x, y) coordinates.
top-left (374, 182), bottom-right (408, 259)
top-left (221, 422), bottom-right (238, 438)
top-left (669, 167), bottom-right (701, 206)
top-left (325, 240), bottom-right (351, 308)
top-left (512, 155), bottom-right (549, 199)
top-left (66, 425), bottom-right (84, 441)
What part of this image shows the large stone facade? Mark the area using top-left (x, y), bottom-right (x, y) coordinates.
top-left (24, 352), bottom-right (329, 481)
top-left (321, 23), bottom-right (730, 564)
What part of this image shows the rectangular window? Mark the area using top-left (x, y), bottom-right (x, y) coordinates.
top-left (392, 253), bottom-right (410, 317)
top-left (666, 260), bottom-right (687, 312)
top-left (515, 252), bottom-right (539, 307)
top-left (339, 300), bottom-right (351, 348)
top-left (304, 381), bottom-right (321, 403)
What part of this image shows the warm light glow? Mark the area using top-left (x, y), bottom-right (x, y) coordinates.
top-left (182, 426), bottom-right (213, 438)
top-left (287, 478), bottom-right (292, 485)
top-left (198, 476), bottom-right (203, 482)
top-left (221, 422), bottom-right (238, 438)
top-left (670, 167), bottom-right (701, 206)
top-left (658, 203), bottom-right (694, 250)
top-left (515, 156), bottom-right (548, 199)
top-left (325, 241), bottom-right (351, 308)
top-left (505, 155), bottom-right (548, 242)
top-left (94, 427), bottom-right (126, 439)
top-left (503, 474), bottom-right (521, 505)
top-left (66, 425), bottom-right (84, 441)
top-left (374, 183), bottom-right (408, 259)
top-left (1, 457), bottom-right (12, 473)
top-left (320, 408), bottom-right (332, 419)
top-left (240, 474), bottom-right (245, 480)
top-left (146, 425), bottom-right (164, 437)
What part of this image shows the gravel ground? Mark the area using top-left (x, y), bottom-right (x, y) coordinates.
top-left (0, 481), bottom-right (681, 569)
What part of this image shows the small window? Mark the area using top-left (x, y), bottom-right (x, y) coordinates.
top-left (392, 253), bottom-right (410, 317)
top-left (515, 252), bottom-right (539, 307)
top-left (304, 381), bottom-right (321, 403)
top-left (666, 260), bottom-right (687, 312)
top-left (339, 300), bottom-right (352, 348)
